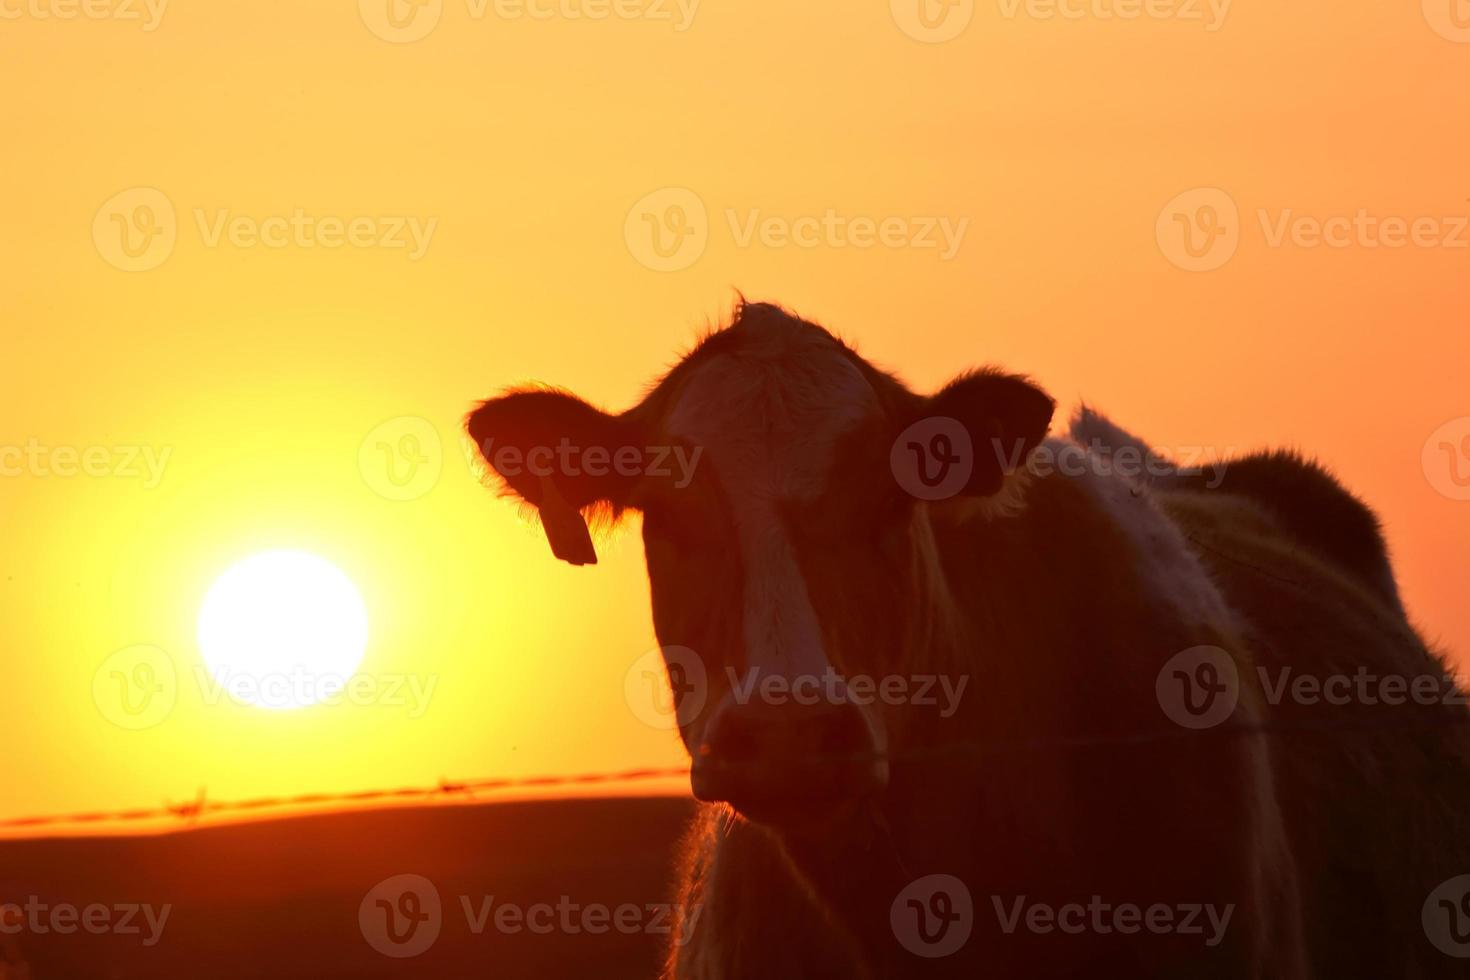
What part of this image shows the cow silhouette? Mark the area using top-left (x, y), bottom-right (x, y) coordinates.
top-left (468, 301), bottom-right (1470, 977)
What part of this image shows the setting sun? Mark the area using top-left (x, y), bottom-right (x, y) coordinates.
top-left (197, 550), bottom-right (369, 711)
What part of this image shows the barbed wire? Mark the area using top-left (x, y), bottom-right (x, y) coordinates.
top-left (3, 706), bottom-right (1468, 836)
top-left (0, 766), bottom-right (691, 835)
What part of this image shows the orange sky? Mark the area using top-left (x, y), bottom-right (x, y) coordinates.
top-left (2, 1), bottom-right (1467, 829)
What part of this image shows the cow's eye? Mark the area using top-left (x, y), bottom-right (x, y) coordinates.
top-left (856, 488), bottom-right (910, 557)
top-left (643, 507), bottom-right (679, 542)
top-left (644, 503), bottom-right (713, 548)
top-left (874, 485), bottom-right (916, 527)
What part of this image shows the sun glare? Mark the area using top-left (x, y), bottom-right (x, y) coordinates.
top-left (197, 550), bottom-right (369, 711)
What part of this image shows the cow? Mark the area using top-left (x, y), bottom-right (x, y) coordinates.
top-left (466, 301), bottom-right (1470, 978)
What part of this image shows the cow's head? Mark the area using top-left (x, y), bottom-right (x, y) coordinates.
top-left (467, 304), bottom-right (1053, 828)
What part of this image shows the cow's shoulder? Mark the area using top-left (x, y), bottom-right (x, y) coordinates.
top-left (1009, 432), bottom-right (1240, 635)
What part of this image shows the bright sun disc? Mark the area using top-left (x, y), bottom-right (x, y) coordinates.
top-left (198, 550), bottom-right (369, 710)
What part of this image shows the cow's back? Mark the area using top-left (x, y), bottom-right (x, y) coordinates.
top-left (1161, 487), bottom-right (1470, 978)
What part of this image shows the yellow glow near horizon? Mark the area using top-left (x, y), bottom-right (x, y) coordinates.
top-left (197, 551), bottom-right (369, 711)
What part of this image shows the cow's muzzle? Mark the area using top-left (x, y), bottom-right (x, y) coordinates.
top-left (690, 693), bottom-right (889, 826)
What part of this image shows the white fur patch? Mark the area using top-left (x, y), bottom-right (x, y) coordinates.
top-left (1069, 405), bottom-right (1155, 461)
top-left (1049, 421), bottom-right (1232, 632)
top-left (667, 325), bottom-right (878, 678)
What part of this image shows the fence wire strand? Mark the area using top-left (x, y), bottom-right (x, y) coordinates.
top-left (0, 767), bottom-right (692, 834)
top-left (5, 706), bottom-right (1470, 835)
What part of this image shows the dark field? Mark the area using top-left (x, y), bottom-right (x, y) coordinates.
top-left (0, 796), bottom-right (697, 979)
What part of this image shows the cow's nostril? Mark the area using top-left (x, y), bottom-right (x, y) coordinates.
top-left (707, 702), bottom-right (874, 768)
top-left (708, 712), bottom-right (762, 762)
top-left (692, 699), bottom-right (887, 825)
top-left (816, 706), bottom-right (872, 761)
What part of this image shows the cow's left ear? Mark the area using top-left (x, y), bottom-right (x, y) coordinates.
top-left (916, 370), bottom-right (1056, 497)
top-left (466, 388), bottom-right (641, 566)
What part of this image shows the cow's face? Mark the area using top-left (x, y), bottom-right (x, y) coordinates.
top-left (467, 306), bottom-right (1053, 830)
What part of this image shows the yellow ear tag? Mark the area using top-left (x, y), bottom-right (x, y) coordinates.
top-left (538, 476), bottom-right (598, 566)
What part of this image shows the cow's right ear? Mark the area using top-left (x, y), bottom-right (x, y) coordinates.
top-left (465, 388), bottom-right (639, 567)
top-left (899, 370), bottom-right (1055, 499)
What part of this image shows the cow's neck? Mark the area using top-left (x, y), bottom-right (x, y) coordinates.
top-left (773, 469), bottom-right (1234, 969)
